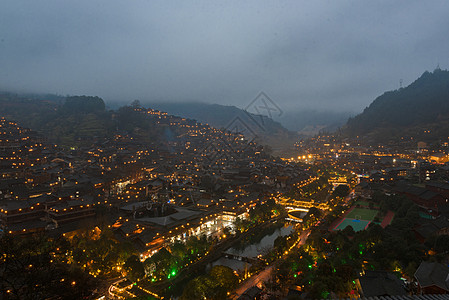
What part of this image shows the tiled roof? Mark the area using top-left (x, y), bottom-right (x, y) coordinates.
top-left (415, 261), bottom-right (449, 292)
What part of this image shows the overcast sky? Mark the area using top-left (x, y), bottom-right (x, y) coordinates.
top-left (1, 1), bottom-right (449, 113)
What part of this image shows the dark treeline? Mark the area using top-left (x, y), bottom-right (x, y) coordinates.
top-left (0, 93), bottom-right (163, 147)
top-left (345, 68), bottom-right (449, 142)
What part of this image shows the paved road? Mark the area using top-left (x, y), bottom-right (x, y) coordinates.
top-left (232, 229), bottom-right (310, 299)
top-left (108, 277), bottom-right (127, 299)
top-left (233, 187), bottom-right (355, 299)
top-left (232, 265), bottom-right (274, 299)
top-left (298, 230), bottom-right (310, 245)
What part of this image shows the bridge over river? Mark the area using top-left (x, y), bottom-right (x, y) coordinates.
top-left (286, 207), bottom-right (308, 222)
top-left (276, 196), bottom-right (329, 222)
top-left (277, 197), bottom-right (329, 210)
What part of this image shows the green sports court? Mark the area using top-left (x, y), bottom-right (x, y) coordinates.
top-left (345, 207), bottom-right (378, 221)
top-left (334, 218), bottom-right (371, 232)
top-left (332, 207), bottom-right (379, 232)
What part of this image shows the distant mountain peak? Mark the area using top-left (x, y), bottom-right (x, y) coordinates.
top-left (344, 69), bottom-right (449, 143)
top-left (146, 101), bottom-right (298, 154)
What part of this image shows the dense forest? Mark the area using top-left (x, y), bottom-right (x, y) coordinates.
top-left (150, 102), bottom-right (298, 153)
top-left (0, 92), bottom-right (298, 153)
top-left (344, 68), bottom-right (449, 143)
top-left (0, 93), bottom-right (161, 148)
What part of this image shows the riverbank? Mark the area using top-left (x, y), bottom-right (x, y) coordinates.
top-left (136, 216), bottom-right (285, 298)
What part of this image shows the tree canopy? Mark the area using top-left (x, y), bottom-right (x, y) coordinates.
top-left (345, 68), bottom-right (449, 142)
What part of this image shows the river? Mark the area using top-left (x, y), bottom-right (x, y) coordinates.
top-left (209, 225), bottom-right (294, 271)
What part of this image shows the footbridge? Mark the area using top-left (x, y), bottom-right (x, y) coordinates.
top-left (276, 197), bottom-right (329, 222)
top-left (277, 197), bottom-right (329, 211)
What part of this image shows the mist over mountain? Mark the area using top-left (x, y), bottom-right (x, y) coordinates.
top-left (0, 92), bottom-right (115, 146)
top-left (0, 92), bottom-right (298, 154)
top-left (273, 110), bottom-right (353, 134)
top-left (149, 102), bottom-right (352, 134)
top-left (344, 68), bottom-right (449, 143)
top-left (148, 102), bottom-right (284, 132)
top-left (148, 101), bottom-right (299, 154)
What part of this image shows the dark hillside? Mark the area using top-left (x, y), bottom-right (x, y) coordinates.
top-left (344, 68), bottom-right (449, 142)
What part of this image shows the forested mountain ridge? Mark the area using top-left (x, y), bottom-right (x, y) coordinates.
top-left (149, 102), bottom-right (290, 135)
top-left (344, 68), bottom-right (449, 142)
top-left (0, 93), bottom-right (115, 146)
top-left (148, 102), bottom-right (298, 154)
top-left (0, 93), bottom-right (290, 153)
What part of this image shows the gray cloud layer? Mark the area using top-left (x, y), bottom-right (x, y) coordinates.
top-left (1, 1), bottom-right (449, 112)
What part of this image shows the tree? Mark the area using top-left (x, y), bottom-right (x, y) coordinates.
top-left (332, 185), bottom-right (350, 199)
top-left (0, 234), bottom-right (98, 299)
top-left (131, 99), bottom-right (142, 108)
top-left (181, 266), bottom-right (238, 299)
top-left (404, 261), bottom-right (418, 278)
top-left (335, 264), bottom-right (353, 282)
top-left (63, 96), bottom-right (106, 113)
top-left (209, 265), bottom-right (238, 297)
top-left (308, 281), bottom-right (329, 299)
top-left (434, 234), bottom-right (449, 254)
top-left (306, 230), bottom-right (324, 252)
top-left (124, 255), bottom-right (145, 282)
top-left (304, 207), bottom-right (322, 222)
top-left (180, 275), bottom-right (216, 300)
top-left (274, 235), bottom-right (288, 254)
top-left (170, 241), bottom-right (188, 264)
top-left (144, 247), bottom-right (174, 278)
top-left (316, 262), bottom-right (332, 277)
top-left (341, 225), bottom-right (355, 237)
